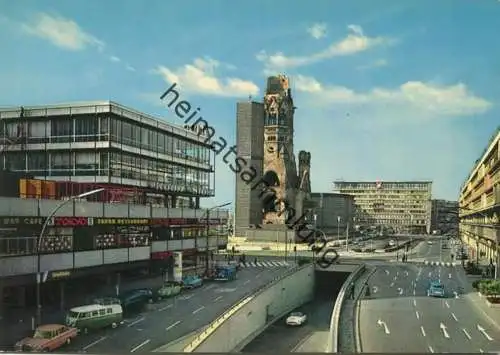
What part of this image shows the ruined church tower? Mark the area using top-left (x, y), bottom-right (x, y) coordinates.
top-left (261, 75), bottom-right (299, 224)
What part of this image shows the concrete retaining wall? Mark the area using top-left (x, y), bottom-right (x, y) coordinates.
top-left (327, 263), bottom-right (366, 352)
top-left (184, 264), bottom-right (315, 352)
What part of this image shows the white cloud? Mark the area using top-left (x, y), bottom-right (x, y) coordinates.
top-left (155, 57), bottom-right (259, 97)
top-left (357, 58), bottom-right (388, 70)
top-left (21, 13), bottom-right (104, 51)
top-left (109, 56), bottom-right (121, 62)
top-left (307, 23), bottom-right (327, 39)
top-left (257, 25), bottom-right (395, 71)
top-left (294, 75), bottom-right (492, 117)
top-left (126, 65), bottom-right (136, 72)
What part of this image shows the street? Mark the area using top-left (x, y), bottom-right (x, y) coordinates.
top-left (51, 264), bottom-right (293, 353)
top-left (358, 239), bottom-right (499, 353)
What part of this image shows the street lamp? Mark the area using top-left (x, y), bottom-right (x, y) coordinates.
top-left (337, 216), bottom-right (341, 243)
top-left (36, 188), bottom-right (105, 327)
top-left (203, 202), bottom-right (231, 275)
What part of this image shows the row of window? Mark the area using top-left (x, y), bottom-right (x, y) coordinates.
top-left (0, 114), bottom-right (212, 165)
top-left (2, 151), bottom-right (213, 192)
top-left (0, 226), bottom-right (227, 256)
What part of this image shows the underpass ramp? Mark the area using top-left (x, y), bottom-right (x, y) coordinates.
top-left (242, 264), bottom-right (360, 352)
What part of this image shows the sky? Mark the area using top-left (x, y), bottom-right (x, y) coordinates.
top-left (0, 0), bottom-right (499, 208)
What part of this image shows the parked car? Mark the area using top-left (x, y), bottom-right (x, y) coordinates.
top-left (285, 312), bottom-right (307, 326)
top-left (15, 324), bottom-right (77, 352)
top-left (66, 301), bottom-right (123, 333)
top-left (182, 275), bottom-right (203, 289)
top-left (155, 282), bottom-right (182, 300)
top-left (119, 289), bottom-right (154, 311)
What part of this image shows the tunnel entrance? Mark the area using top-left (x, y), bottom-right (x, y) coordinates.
top-left (314, 270), bottom-right (350, 300)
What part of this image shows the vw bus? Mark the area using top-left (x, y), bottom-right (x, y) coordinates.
top-left (66, 302), bottom-right (123, 333)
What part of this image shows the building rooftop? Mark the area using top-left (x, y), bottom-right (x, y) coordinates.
top-left (333, 180), bottom-right (433, 184)
top-left (0, 100), bottom-right (208, 144)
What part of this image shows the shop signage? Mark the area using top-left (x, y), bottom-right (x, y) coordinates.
top-left (51, 270), bottom-right (71, 279)
top-left (50, 217), bottom-right (92, 227)
top-left (151, 218), bottom-right (200, 226)
top-left (96, 218), bottom-right (149, 225)
top-left (0, 217), bottom-right (45, 226)
top-left (151, 251), bottom-right (173, 260)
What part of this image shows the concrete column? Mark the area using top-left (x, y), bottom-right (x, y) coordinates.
top-left (59, 282), bottom-right (65, 311)
top-left (0, 281), bottom-right (4, 320)
top-left (17, 286), bottom-right (26, 307)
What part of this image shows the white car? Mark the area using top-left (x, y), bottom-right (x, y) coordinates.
top-left (286, 312), bottom-right (307, 326)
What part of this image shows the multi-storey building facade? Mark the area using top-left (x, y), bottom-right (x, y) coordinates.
top-left (309, 193), bottom-right (355, 236)
top-left (459, 128), bottom-right (500, 263)
top-left (0, 101), bottom-right (214, 207)
top-left (430, 199), bottom-right (459, 235)
top-left (333, 180), bottom-right (432, 234)
top-left (0, 102), bottom-right (228, 316)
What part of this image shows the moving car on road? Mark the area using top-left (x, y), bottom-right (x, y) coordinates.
top-left (66, 302), bottom-right (123, 333)
top-left (15, 324), bottom-right (78, 352)
top-left (285, 311), bottom-right (307, 326)
top-left (119, 288), bottom-right (154, 312)
top-left (427, 280), bottom-right (445, 297)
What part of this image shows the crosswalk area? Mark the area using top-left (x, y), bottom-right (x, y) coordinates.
top-left (415, 260), bottom-right (460, 267)
top-left (240, 260), bottom-right (295, 268)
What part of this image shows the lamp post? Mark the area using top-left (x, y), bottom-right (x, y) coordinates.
top-left (337, 216), bottom-right (341, 243)
top-left (35, 188), bottom-right (105, 327)
top-left (203, 202), bottom-right (231, 275)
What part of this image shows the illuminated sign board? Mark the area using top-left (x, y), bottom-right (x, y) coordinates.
top-left (96, 218), bottom-right (149, 225)
top-left (50, 217), bottom-right (91, 227)
top-left (0, 217), bottom-right (45, 226)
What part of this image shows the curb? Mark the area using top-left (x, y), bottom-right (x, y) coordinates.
top-left (354, 267), bottom-right (377, 353)
top-left (291, 331), bottom-right (316, 352)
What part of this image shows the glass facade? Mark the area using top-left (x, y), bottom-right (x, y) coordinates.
top-left (0, 109), bottom-right (214, 196)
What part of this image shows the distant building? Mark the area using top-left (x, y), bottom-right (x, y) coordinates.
top-left (333, 180), bottom-right (432, 234)
top-left (459, 127), bottom-right (500, 263)
top-left (309, 193), bottom-right (355, 236)
top-left (430, 199), bottom-right (459, 235)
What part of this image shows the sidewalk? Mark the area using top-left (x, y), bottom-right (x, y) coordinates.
top-left (0, 274), bottom-right (167, 349)
top-left (459, 269), bottom-right (500, 332)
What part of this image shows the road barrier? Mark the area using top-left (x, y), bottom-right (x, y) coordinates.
top-left (328, 263), bottom-right (366, 353)
top-left (182, 263), bottom-right (314, 352)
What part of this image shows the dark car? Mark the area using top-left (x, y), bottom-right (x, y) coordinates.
top-left (119, 288), bottom-right (154, 312)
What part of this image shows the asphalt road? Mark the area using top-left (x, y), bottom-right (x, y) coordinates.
top-left (56, 266), bottom-right (293, 353)
top-left (241, 299), bottom-right (332, 353)
top-left (358, 240), bottom-right (500, 353)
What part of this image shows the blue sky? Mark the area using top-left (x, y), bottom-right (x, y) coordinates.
top-left (1, 0), bottom-right (499, 207)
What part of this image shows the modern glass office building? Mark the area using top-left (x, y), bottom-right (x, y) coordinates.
top-left (0, 101), bottom-right (214, 206)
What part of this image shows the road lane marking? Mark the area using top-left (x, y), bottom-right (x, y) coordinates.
top-left (82, 336), bottom-right (107, 350)
top-left (397, 287), bottom-right (403, 295)
top-left (393, 276), bottom-right (397, 281)
top-left (428, 345), bottom-right (434, 353)
top-left (390, 282), bottom-right (394, 287)
top-left (420, 326), bottom-right (426, 337)
top-left (256, 273), bottom-right (261, 278)
top-left (166, 320), bottom-right (181, 331)
top-left (415, 311), bottom-right (420, 320)
top-left (130, 339), bottom-right (150, 352)
top-left (243, 280), bottom-right (250, 285)
top-left (179, 294), bottom-right (194, 300)
top-left (396, 271), bottom-right (399, 276)
top-left (479, 349), bottom-right (484, 353)
top-left (405, 271), bottom-right (409, 277)
top-left (413, 289), bottom-right (416, 296)
top-left (127, 317), bottom-right (145, 327)
top-left (445, 301), bottom-right (450, 308)
top-left (462, 329), bottom-right (472, 340)
top-left (440, 323), bottom-right (450, 338)
top-left (449, 273), bottom-right (452, 279)
top-left (413, 299), bottom-right (417, 307)
top-left (451, 313), bottom-right (458, 321)
top-left (159, 304), bottom-right (173, 311)
top-left (214, 296), bottom-right (223, 301)
top-left (205, 284), bottom-right (215, 290)
top-left (377, 319), bottom-right (390, 334)
top-left (192, 306), bottom-right (205, 314)
top-left (385, 270), bottom-right (390, 275)
top-left (477, 324), bottom-right (494, 341)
